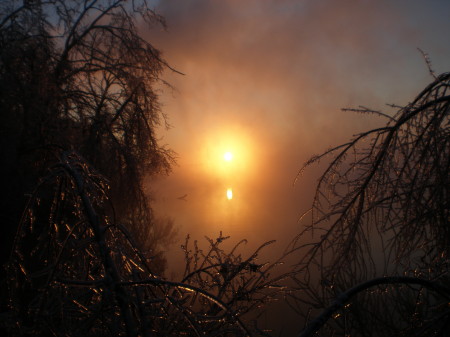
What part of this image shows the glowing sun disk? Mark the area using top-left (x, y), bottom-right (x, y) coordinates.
top-left (224, 152), bottom-right (233, 161)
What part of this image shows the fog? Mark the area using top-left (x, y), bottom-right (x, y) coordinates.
top-left (145, 0), bottom-right (450, 275)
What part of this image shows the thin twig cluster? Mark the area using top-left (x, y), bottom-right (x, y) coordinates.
top-left (3, 152), bottom-right (292, 336)
top-left (290, 73), bottom-right (450, 336)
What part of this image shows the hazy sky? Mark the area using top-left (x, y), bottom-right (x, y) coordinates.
top-left (145, 0), bottom-right (450, 273)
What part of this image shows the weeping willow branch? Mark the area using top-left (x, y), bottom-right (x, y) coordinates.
top-left (290, 72), bottom-right (450, 336)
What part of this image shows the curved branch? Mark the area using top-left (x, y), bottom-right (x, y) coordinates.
top-left (119, 278), bottom-right (253, 337)
top-left (298, 276), bottom-right (450, 337)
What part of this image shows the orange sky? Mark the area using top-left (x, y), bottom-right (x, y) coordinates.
top-left (144, 0), bottom-right (450, 275)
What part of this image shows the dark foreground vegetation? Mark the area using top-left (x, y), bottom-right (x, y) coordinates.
top-left (290, 69), bottom-right (450, 336)
top-left (1, 1), bottom-right (449, 336)
top-left (3, 151), bottom-right (290, 335)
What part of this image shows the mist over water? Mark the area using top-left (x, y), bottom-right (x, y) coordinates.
top-left (3, 1), bottom-right (449, 335)
top-left (145, 0), bottom-right (450, 283)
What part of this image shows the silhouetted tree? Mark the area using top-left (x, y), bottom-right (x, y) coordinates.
top-left (1, 3), bottom-right (294, 335)
top-left (0, 0), bottom-right (176, 270)
top-left (2, 152), bottom-right (292, 336)
top-left (291, 72), bottom-right (450, 336)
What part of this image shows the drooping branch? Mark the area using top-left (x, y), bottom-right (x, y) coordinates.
top-left (290, 71), bottom-right (450, 336)
top-left (298, 276), bottom-right (450, 337)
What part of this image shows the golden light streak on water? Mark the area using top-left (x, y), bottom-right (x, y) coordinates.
top-left (226, 188), bottom-right (233, 200)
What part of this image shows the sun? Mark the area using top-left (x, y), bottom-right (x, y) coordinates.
top-left (199, 126), bottom-right (257, 180)
top-left (224, 152), bottom-right (233, 161)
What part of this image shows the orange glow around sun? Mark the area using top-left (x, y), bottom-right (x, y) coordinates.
top-left (199, 126), bottom-right (256, 179)
top-left (196, 125), bottom-right (259, 212)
